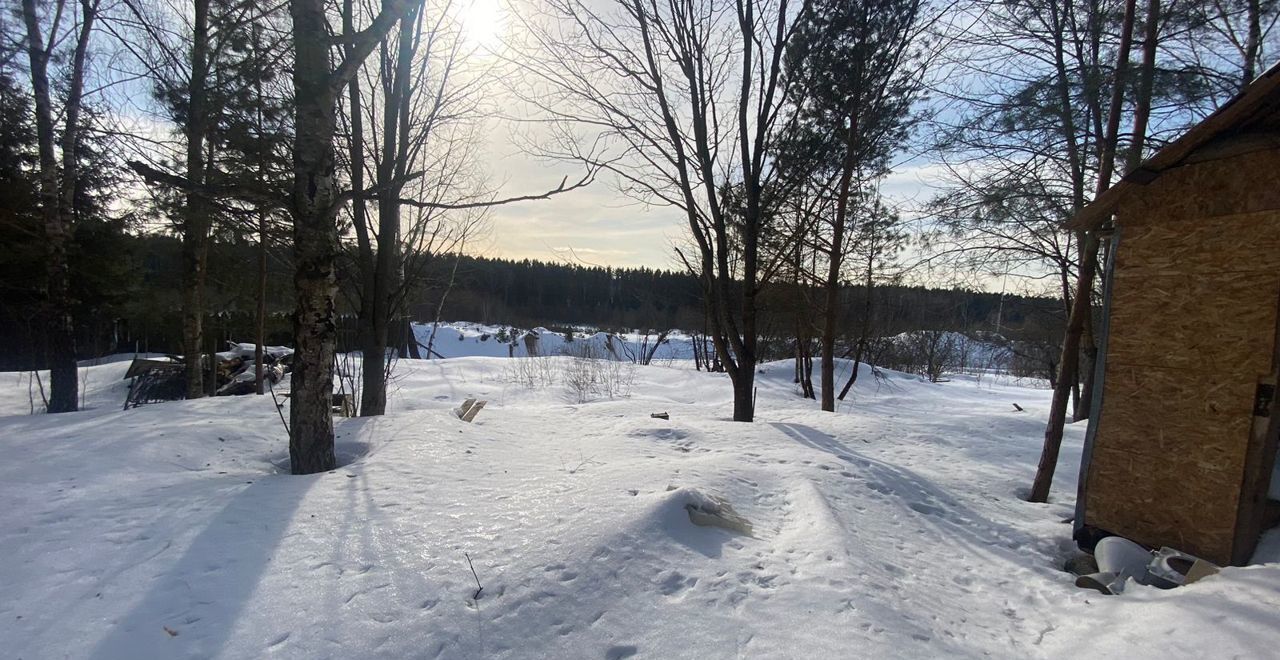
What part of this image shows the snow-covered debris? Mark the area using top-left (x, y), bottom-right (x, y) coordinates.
top-left (683, 490), bottom-right (754, 537)
top-left (215, 342), bottom-right (293, 362)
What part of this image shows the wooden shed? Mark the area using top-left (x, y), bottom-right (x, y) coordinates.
top-left (1069, 64), bottom-right (1280, 566)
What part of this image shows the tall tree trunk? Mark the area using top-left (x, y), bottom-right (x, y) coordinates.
top-left (1126, 0), bottom-right (1159, 171)
top-left (1243, 0), bottom-right (1262, 88)
top-left (1076, 0), bottom-right (1134, 421)
top-left (287, 0), bottom-right (418, 470)
top-left (344, 0), bottom-right (377, 417)
top-left (23, 0), bottom-right (94, 413)
top-left (1032, 0), bottom-right (1140, 499)
top-left (288, 0), bottom-right (342, 474)
top-left (358, 8), bottom-right (417, 417)
top-left (252, 24), bottom-right (270, 397)
top-left (1030, 233), bottom-right (1100, 502)
top-left (821, 117), bottom-right (858, 412)
top-left (181, 0), bottom-right (213, 399)
top-left (255, 210), bottom-right (268, 395)
top-left (56, 0), bottom-right (94, 410)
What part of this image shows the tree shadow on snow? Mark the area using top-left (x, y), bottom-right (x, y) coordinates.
top-left (87, 476), bottom-right (314, 659)
top-left (769, 422), bottom-right (1054, 566)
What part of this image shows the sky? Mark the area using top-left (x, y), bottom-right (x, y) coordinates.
top-left (459, 0), bottom-right (949, 274)
top-left (471, 124), bottom-right (690, 270)
top-left (473, 122), bottom-right (948, 271)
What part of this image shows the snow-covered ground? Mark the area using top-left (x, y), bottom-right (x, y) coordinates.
top-left (412, 322), bottom-right (697, 361)
top-left (2, 354), bottom-right (1278, 659)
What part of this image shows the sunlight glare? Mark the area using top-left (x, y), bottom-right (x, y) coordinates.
top-left (460, 0), bottom-right (505, 52)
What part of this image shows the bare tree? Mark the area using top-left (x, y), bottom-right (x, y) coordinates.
top-left (341, 0), bottom-right (494, 416)
top-left (1031, 0), bottom-right (1159, 503)
top-left (513, 0), bottom-right (812, 421)
top-left (286, 0), bottom-right (424, 473)
top-left (1178, 0), bottom-right (1279, 95)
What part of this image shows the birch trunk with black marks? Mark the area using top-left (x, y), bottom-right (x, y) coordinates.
top-left (287, 0), bottom-right (420, 473)
top-left (288, 0), bottom-right (344, 473)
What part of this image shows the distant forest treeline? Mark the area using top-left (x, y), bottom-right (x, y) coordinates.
top-left (0, 234), bottom-right (1065, 370)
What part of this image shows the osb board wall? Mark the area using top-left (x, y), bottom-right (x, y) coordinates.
top-left (1085, 148), bottom-right (1280, 565)
top-left (1120, 147), bottom-right (1280, 224)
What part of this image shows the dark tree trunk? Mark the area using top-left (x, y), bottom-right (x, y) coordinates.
top-left (288, 0), bottom-right (341, 474)
top-left (181, 0), bottom-right (213, 399)
top-left (23, 0), bottom-right (94, 413)
top-left (1030, 233), bottom-right (1099, 503)
top-left (357, 8), bottom-right (416, 417)
top-left (255, 211), bottom-right (268, 395)
top-left (821, 117), bottom-right (858, 412)
top-left (732, 367), bottom-right (756, 422)
top-left (404, 317), bottom-right (421, 359)
top-left (1033, 0), bottom-right (1140, 494)
top-left (359, 312), bottom-right (388, 416)
top-left (343, 0), bottom-right (376, 418)
top-left (801, 340), bottom-right (815, 399)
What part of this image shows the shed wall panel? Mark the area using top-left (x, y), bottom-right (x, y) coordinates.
top-left (1106, 270), bottom-right (1279, 373)
top-left (1085, 150), bottom-right (1280, 564)
top-left (1118, 149), bottom-right (1280, 225)
top-left (1086, 442), bottom-right (1237, 560)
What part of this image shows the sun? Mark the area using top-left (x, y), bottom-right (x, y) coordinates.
top-left (459, 0), bottom-right (505, 52)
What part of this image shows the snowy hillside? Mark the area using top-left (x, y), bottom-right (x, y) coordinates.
top-left (1, 357), bottom-right (1278, 659)
top-left (411, 322), bottom-right (697, 361)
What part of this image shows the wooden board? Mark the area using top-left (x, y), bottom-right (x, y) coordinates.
top-left (1119, 149), bottom-right (1280, 224)
top-left (1084, 157), bottom-right (1280, 564)
top-left (1116, 211), bottom-right (1280, 274)
top-left (1106, 270), bottom-right (1280, 373)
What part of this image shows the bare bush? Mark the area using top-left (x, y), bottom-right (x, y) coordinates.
top-left (878, 331), bottom-right (958, 382)
top-left (560, 342), bottom-right (636, 404)
top-left (504, 356), bottom-right (558, 389)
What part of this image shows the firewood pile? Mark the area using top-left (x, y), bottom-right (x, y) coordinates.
top-left (122, 342), bottom-right (294, 409)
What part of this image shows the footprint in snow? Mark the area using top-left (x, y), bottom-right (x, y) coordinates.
top-left (606, 645), bottom-right (639, 659)
top-left (908, 501), bottom-right (945, 517)
top-left (658, 571), bottom-right (697, 595)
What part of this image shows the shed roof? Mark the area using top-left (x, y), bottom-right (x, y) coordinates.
top-left (1068, 61), bottom-right (1280, 230)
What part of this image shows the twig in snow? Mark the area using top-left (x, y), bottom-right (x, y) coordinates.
top-left (30, 370), bottom-right (47, 414)
top-left (464, 552), bottom-right (483, 600)
top-left (268, 380), bottom-right (290, 436)
top-left (561, 451), bottom-right (601, 474)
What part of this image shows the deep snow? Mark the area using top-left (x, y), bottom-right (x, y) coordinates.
top-left (1, 351), bottom-right (1278, 659)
